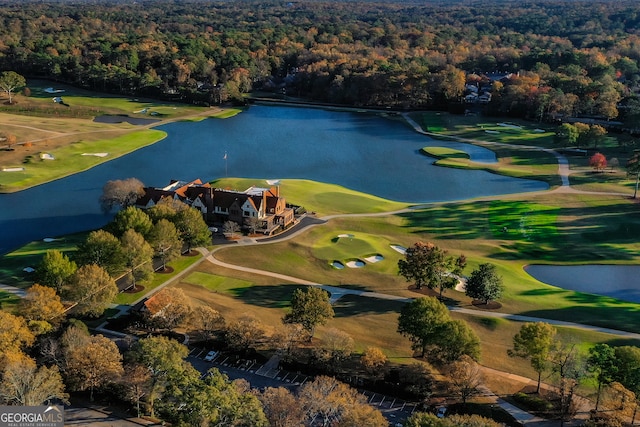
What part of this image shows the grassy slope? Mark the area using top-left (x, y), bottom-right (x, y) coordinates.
top-left (0, 130), bottom-right (166, 191)
top-left (213, 187), bottom-right (640, 332)
top-left (210, 178), bottom-right (409, 216)
top-left (411, 110), bottom-right (639, 195)
top-left (0, 81), bottom-right (240, 192)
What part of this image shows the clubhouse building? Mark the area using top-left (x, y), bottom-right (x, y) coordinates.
top-left (136, 179), bottom-right (295, 235)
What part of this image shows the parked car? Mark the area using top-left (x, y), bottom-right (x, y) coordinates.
top-left (204, 350), bottom-right (217, 362)
top-left (436, 407), bottom-right (447, 418)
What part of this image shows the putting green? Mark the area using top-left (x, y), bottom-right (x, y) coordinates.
top-left (312, 232), bottom-right (388, 265)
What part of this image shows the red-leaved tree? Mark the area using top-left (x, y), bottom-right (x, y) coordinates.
top-left (589, 152), bottom-right (607, 172)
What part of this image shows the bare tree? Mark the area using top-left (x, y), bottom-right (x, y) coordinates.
top-left (0, 354), bottom-right (69, 406)
top-left (223, 220), bottom-right (241, 239)
top-left (100, 178), bottom-right (145, 212)
top-left (446, 355), bottom-right (483, 404)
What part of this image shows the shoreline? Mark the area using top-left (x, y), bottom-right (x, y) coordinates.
top-left (0, 106), bottom-right (228, 194)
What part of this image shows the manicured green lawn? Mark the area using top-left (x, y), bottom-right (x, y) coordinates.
top-left (312, 233), bottom-right (380, 262)
top-left (210, 178), bottom-right (409, 215)
top-left (0, 130), bottom-right (166, 191)
top-left (420, 146), bottom-right (470, 159)
top-left (182, 271), bottom-right (254, 295)
top-left (215, 190), bottom-right (640, 332)
top-left (27, 80), bottom-right (205, 119)
top-left (0, 232), bottom-right (87, 287)
top-left (0, 290), bottom-right (20, 308)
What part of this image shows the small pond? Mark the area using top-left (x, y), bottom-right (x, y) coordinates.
top-left (525, 264), bottom-right (640, 303)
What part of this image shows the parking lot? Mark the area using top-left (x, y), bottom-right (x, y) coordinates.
top-left (188, 346), bottom-right (419, 422)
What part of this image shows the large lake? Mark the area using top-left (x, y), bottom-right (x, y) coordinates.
top-left (0, 106), bottom-right (547, 254)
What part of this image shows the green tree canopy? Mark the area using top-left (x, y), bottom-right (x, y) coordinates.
top-left (283, 287), bottom-right (334, 341)
top-left (405, 412), bottom-right (502, 427)
top-left (0, 71), bottom-right (26, 104)
top-left (173, 205), bottom-right (211, 251)
top-left (464, 263), bottom-right (504, 305)
top-left (614, 346), bottom-right (640, 395)
top-left (626, 150), bottom-right (640, 198)
top-left (175, 369), bottom-right (269, 427)
top-left (508, 322), bottom-right (557, 393)
top-left (126, 336), bottom-right (198, 417)
top-left (75, 230), bottom-right (125, 277)
top-left (554, 123), bottom-right (578, 147)
top-left (397, 297), bottom-right (450, 358)
top-left (65, 264), bottom-right (118, 317)
top-left (108, 206), bottom-right (153, 238)
top-left (36, 249), bottom-right (77, 293)
top-left (587, 343), bottom-right (618, 411)
top-left (437, 319), bottom-right (481, 362)
top-left (120, 229), bottom-right (154, 290)
top-left (148, 219), bottom-right (183, 271)
top-left (398, 241), bottom-right (465, 298)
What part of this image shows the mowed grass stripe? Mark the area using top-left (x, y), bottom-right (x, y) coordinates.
top-left (0, 130), bottom-right (166, 191)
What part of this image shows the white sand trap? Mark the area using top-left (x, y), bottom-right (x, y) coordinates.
top-left (2, 167), bottom-right (25, 172)
top-left (43, 238), bottom-right (58, 242)
top-left (40, 153), bottom-right (55, 160)
top-left (390, 245), bottom-right (407, 254)
top-left (455, 277), bottom-right (468, 292)
top-left (498, 123), bottom-right (522, 129)
top-left (364, 254), bottom-right (384, 263)
top-left (23, 267), bottom-right (35, 273)
top-left (337, 233), bottom-right (354, 238)
top-left (533, 129), bottom-right (546, 133)
top-left (332, 261), bottom-right (345, 269)
top-left (485, 130), bottom-right (500, 134)
top-left (82, 153), bottom-right (109, 157)
top-left (346, 260), bottom-right (365, 268)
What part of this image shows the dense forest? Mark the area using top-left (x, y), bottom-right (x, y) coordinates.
top-left (1, 0), bottom-right (640, 123)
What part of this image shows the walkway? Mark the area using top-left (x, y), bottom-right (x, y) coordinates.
top-left (0, 282), bottom-right (26, 297)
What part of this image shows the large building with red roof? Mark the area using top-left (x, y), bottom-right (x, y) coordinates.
top-left (136, 179), bottom-right (295, 235)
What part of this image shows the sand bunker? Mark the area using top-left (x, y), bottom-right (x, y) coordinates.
top-left (82, 153), bottom-right (109, 157)
top-left (364, 254), bottom-right (384, 263)
top-left (346, 259), bottom-right (365, 268)
top-left (331, 261), bottom-right (345, 269)
top-left (498, 123), bottom-right (522, 129)
top-left (40, 153), bottom-right (55, 160)
top-left (533, 129), bottom-right (545, 133)
top-left (485, 130), bottom-right (500, 134)
top-left (2, 167), bottom-right (25, 172)
top-left (337, 234), bottom-right (354, 238)
top-left (390, 245), bottom-right (407, 254)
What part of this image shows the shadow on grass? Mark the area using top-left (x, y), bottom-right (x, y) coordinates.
top-left (519, 304), bottom-right (640, 337)
top-left (0, 291), bottom-right (20, 307)
top-left (519, 287), bottom-right (566, 296)
top-left (332, 283), bottom-right (368, 291)
top-left (401, 198), bottom-right (640, 262)
top-left (332, 294), bottom-right (405, 317)
top-left (230, 283), bottom-right (305, 309)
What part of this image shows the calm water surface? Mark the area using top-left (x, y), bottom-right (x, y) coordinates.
top-left (0, 106), bottom-right (547, 254)
top-left (525, 264), bottom-right (640, 303)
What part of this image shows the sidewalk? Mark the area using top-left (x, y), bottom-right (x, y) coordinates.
top-left (0, 282), bottom-right (26, 297)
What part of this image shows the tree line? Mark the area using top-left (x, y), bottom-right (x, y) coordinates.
top-left (1, 0), bottom-right (639, 124)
